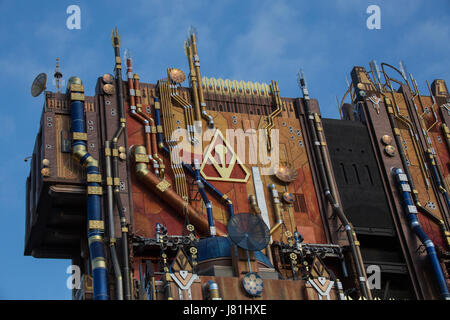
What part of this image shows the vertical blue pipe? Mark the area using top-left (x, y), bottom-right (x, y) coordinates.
top-left (71, 99), bottom-right (109, 300)
top-left (154, 98), bottom-right (164, 147)
top-left (393, 168), bottom-right (449, 300)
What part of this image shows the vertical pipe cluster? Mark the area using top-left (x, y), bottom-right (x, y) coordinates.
top-left (299, 71), bottom-right (372, 299)
top-left (426, 149), bottom-right (450, 210)
top-left (159, 78), bottom-right (189, 202)
top-left (153, 95), bottom-right (235, 220)
top-left (185, 30), bottom-right (214, 128)
top-left (126, 57), bottom-right (164, 178)
top-left (104, 140), bottom-right (123, 300)
top-left (382, 64), bottom-right (429, 188)
top-left (384, 96), bottom-right (449, 244)
top-left (393, 168), bottom-right (450, 300)
top-left (69, 78), bottom-right (109, 300)
top-left (193, 159), bottom-right (215, 236)
top-left (135, 73), bottom-right (165, 176)
top-left (111, 27), bottom-right (131, 300)
top-left (169, 75), bottom-right (196, 144)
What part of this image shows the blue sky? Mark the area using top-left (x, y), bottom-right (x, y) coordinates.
top-left (0, 0), bottom-right (449, 299)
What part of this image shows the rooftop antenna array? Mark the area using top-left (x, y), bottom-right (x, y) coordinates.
top-left (53, 58), bottom-right (63, 93)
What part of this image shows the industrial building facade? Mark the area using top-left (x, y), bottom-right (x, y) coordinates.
top-left (25, 28), bottom-right (450, 300)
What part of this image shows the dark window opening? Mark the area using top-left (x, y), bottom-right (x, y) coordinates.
top-left (353, 164), bottom-right (361, 184)
top-left (365, 165), bottom-right (374, 185)
top-left (340, 163), bottom-right (348, 184)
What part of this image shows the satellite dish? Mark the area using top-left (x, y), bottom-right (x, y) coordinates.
top-left (228, 213), bottom-right (269, 296)
top-left (31, 73), bottom-right (47, 97)
top-left (227, 213), bottom-right (270, 251)
top-left (169, 68), bottom-right (186, 84)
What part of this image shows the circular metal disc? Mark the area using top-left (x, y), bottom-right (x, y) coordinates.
top-left (275, 163), bottom-right (298, 183)
top-left (242, 272), bottom-right (264, 297)
top-left (31, 73), bottom-right (47, 97)
top-left (385, 145), bottom-right (396, 157)
top-left (381, 135), bottom-right (392, 145)
top-left (169, 68), bottom-right (186, 84)
top-left (282, 192), bottom-right (295, 204)
top-left (227, 213), bottom-right (270, 251)
top-left (102, 73), bottom-right (114, 84)
top-left (103, 84), bottom-right (115, 95)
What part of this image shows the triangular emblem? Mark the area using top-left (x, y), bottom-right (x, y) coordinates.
top-left (170, 248), bottom-right (193, 273)
top-left (200, 129), bottom-right (251, 183)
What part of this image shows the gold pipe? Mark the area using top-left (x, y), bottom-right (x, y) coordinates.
top-left (268, 184), bottom-right (283, 235)
top-left (338, 85), bottom-right (352, 119)
top-left (170, 86), bottom-right (196, 144)
top-left (190, 32), bottom-right (214, 127)
top-left (249, 194), bottom-right (274, 265)
top-left (425, 80), bottom-right (439, 133)
top-left (159, 78), bottom-right (189, 202)
top-left (249, 195), bottom-right (261, 215)
top-left (313, 113), bottom-right (339, 199)
top-left (185, 43), bottom-right (202, 123)
top-left (264, 80), bottom-right (283, 151)
top-left (442, 124), bottom-right (450, 151)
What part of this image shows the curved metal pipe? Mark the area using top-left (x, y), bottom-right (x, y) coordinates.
top-left (193, 160), bottom-right (215, 236)
top-left (153, 100), bottom-right (235, 221)
top-left (134, 146), bottom-right (225, 236)
top-left (393, 168), bottom-right (450, 300)
top-left (181, 161), bottom-right (235, 219)
top-left (71, 95), bottom-right (109, 300)
top-left (133, 73), bottom-right (164, 177)
top-left (249, 195), bottom-right (261, 215)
